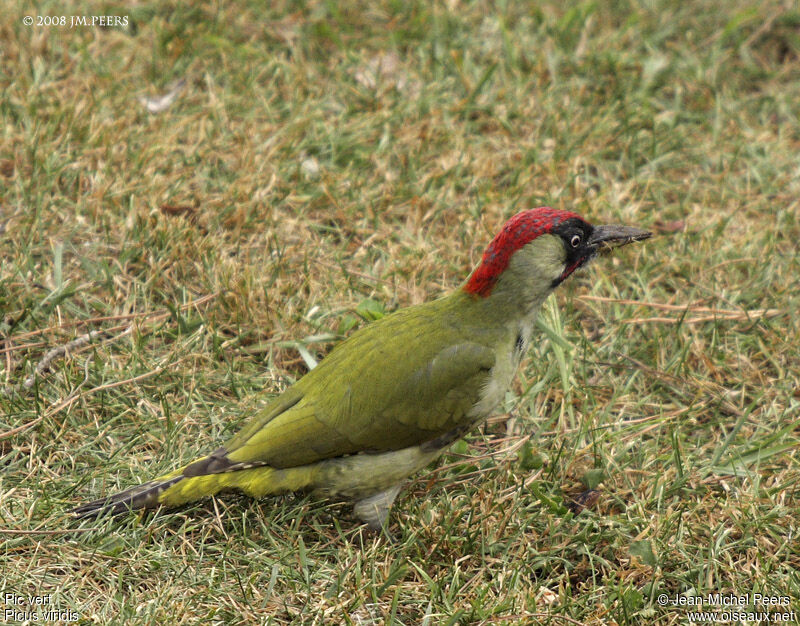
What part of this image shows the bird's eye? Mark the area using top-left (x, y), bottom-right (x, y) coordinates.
top-left (570, 234), bottom-right (581, 248)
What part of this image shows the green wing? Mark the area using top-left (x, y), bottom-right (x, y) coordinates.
top-left (219, 300), bottom-right (497, 470)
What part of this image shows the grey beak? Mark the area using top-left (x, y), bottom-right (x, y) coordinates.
top-left (588, 224), bottom-right (652, 249)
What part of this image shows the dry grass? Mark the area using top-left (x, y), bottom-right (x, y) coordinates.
top-left (1, 0), bottom-right (799, 624)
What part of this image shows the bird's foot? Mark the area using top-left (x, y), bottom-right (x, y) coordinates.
top-left (353, 485), bottom-right (402, 532)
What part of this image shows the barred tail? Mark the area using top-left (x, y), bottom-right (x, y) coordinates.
top-left (71, 470), bottom-right (185, 518)
top-left (72, 459), bottom-right (318, 519)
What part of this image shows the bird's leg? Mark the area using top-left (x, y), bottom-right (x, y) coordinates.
top-left (353, 485), bottom-right (403, 530)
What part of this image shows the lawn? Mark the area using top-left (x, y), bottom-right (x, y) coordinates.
top-left (1, 1), bottom-right (798, 624)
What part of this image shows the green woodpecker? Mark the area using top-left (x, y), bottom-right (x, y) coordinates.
top-left (74, 208), bottom-right (650, 528)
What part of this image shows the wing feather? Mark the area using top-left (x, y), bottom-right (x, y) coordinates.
top-left (219, 298), bottom-right (499, 469)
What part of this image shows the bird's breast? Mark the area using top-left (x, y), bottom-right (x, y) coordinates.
top-left (470, 319), bottom-right (534, 421)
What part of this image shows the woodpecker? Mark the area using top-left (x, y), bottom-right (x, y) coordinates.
top-left (74, 208), bottom-right (650, 529)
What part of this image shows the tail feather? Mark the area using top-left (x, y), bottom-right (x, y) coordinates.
top-left (72, 473), bottom-right (184, 518)
top-left (72, 459), bottom-right (319, 519)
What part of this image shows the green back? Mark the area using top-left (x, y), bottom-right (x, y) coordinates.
top-left (224, 291), bottom-right (508, 468)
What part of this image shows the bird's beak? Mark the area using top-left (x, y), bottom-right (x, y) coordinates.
top-left (588, 224), bottom-right (652, 251)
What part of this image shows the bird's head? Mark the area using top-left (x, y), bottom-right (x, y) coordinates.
top-left (464, 208), bottom-right (651, 311)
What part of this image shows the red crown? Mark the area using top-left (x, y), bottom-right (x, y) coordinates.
top-left (464, 208), bottom-right (581, 297)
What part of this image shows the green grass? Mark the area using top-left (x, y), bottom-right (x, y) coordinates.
top-left (2, 0), bottom-right (799, 623)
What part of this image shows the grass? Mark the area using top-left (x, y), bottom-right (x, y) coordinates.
top-left (1, 0), bottom-right (799, 623)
